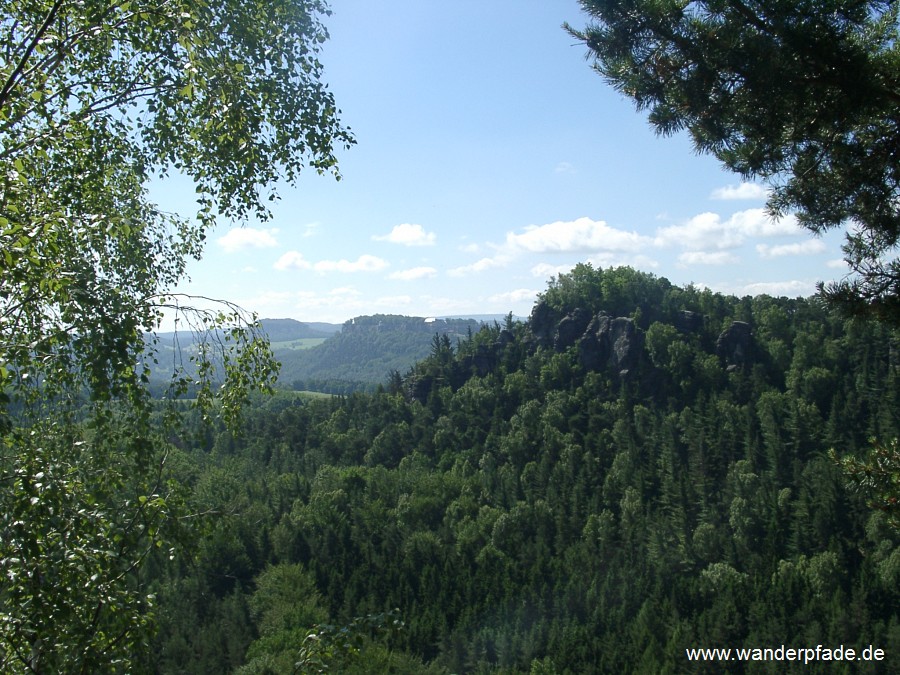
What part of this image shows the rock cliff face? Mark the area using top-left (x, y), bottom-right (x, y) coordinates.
top-left (608, 317), bottom-right (643, 374)
top-left (716, 321), bottom-right (752, 370)
top-left (529, 303), bottom-right (760, 380)
top-left (554, 308), bottom-right (592, 352)
top-left (528, 303), bottom-right (646, 378)
top-left (468, 344), bottom-right (496, 377)
top-left (496, 328), bottom-right (515, 349)
top-left (578, 314), bottom-right (644, 376)
top-left (528, 300), bottom-right (558, 349)
top-left (577, 314), bottom-right (607, 372)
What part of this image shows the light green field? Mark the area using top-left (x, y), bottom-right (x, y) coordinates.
top-left (269, 337), bottom-right (328, 350)
top-left (292, 390), bottom-right (333, 399)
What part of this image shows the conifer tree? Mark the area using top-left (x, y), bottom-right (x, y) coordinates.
top-left (568, 1), bottom-right (900, 322)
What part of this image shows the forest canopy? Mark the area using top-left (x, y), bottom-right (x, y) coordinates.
top-left (142, 266), bottom-right (900, 673)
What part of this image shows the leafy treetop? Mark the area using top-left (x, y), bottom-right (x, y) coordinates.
top-left (0, 0), bottom-right (352, 671)
top-left (0, 0), bottom-right (354, 411)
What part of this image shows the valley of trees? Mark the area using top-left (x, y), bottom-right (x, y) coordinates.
top-left (140, 266), bottom-right (899, 673)
top-left (3, 1), bottom-right (899, 673)
top-left (278, 315), bottom-right (482, 394)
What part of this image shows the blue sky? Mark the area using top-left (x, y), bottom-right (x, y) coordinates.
top-left (154, 0), bottom-right (849, 325)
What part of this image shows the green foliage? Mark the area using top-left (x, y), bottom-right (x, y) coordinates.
top-left (279, 315), bottom-right (480, 393)
top-left (568, 1), bottom-right (900, 322)
top-left (0, 0), bottom-right (351, 669)
top-left (146, 269), bottom-right (899, 672)
top-left (833, 438), bottom-right (900, 530)
top-left (236, 564), bottom-right (330, 674)
top-left (290, 610), bottom-right (407, 674)
top-left (0, 419), bottom-right (188, 672)
top-left (539, 263), bottom-right (672, 322)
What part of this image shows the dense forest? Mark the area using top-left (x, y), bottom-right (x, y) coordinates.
top-left (277, 315), bottom-right (482, 394)
top-left (140, 266), bottom-right (899, 673)
top-left (4, 1), bottom-right (897, 672)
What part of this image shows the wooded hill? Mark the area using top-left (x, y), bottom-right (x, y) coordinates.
top-left (276, 314), bottom-right (483, 394)
top-left (146, 265), bottom-right (900, 673)
top-left (261, 318), bottom-right (339, 342)
top-left (147, 315), bottom-right (484, 395)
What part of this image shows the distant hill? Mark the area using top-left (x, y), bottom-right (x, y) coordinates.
top-left (440, 313), bottom-right (525, 323)
top-left (151, 318), bottom-right (338, 346)
top-left (145, 318), bottom-right (338, 393)
top-left (146, 314), bottom-right (495, 395)
top-left (259, 318), bottom-right (339, 341)
top-left (275, 314), bottom-right (482, 393)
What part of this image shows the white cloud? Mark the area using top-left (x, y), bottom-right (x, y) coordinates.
top-left (217, 227), bottom-right (279, 253)
top-left (274, 251), bottom-right (311, 271)
top-left (488, 288), bottom-right (539, 304)
top-left (507, 217), bottom-right (649, 253)
top-left (448, 256), bottom-right (507, 277)
top-left (417, 294), bottom-right (482, 316)
top-left (733, 279), bottom-right (817, 297)
top-left (374, 223), bottom-right (436, 247)
top-left (303, 222), bottom-right (321, 238)
top-left (655, 209), bottom-right (800, 251)
top-left (655, 212), bottom-right (743, 250)
top-left (230, 287), bottom-right (370, 324)
top-left (756, 239), bottom-right (826, 258)
top-left (291, 288), bottom-right (365, 322)
top-left (274, 252), bottom-right (389, 273)
top-left (459, 242), bottom-right (481, 254)
top-left (236, 289), bottom-right (297, 308)
top-left (554, 161), bottom-right (576, 174)
top-left (531, 256), bottom-right (659, 280)
top-left (389, 266), bottom-right (438, 281)
top-left (735, 209), bottom-right (801, 237)
top-left (678, 251), bottom-right (740, 266)
top-left (453, 218), bottom-right (657, 282)
top-left (827, 258), bottom-right (848, 269)
top-left (587, 253), bottom-right (660, 270)
top-left (328, 287), bottom-right (363, 298)
top-left (710, 183), bottom-right (769, 201)
top-left (374, 295), bottom-right (413, 307)
top-left (313, 254), bottom-right (390, 273)
top-left (531, 262), bottom-right (576, 278)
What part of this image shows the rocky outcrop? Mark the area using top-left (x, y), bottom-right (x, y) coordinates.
top-left (579, 314), bottom-right (643, 376)
top-left (459, 328), bottom-right (518, 378)
top-left (527, 304), bottom-right (644, 377)
top-left (528, 299), bottom-right (558, 348)
top-left (554, 308), bottom-right (592, 352)
top-left (578, 314), bottom-right (608, 371)
top-left (608, 317), bottom-right (643, 374)
top-left (716, 321), bottom-right (752, 369)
